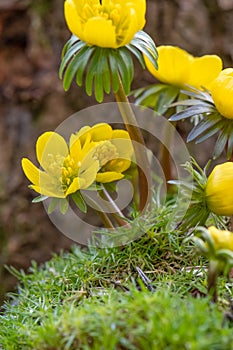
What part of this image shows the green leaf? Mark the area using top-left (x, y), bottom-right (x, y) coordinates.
top-left (118, 48), bottom-right (134, 86)
top-left (213, 130), bottom-right (228, 159)
top-left (94, 49), bottom-right (105, 102)
top-left (116, 51), bottom-right (131, 95)
top-left (134, 31), bottom-right (158, 60)
top-left (227, 127), bottom-right (233, 159)
top-left (195, 122), bottom-right (223, 143)
top-left (187, 116), bottom-right (222, 142)
top-left (75, 46), bottom-right (95, 86)
top-left (108, 52), bottom-right (119, 93)
top-left (126, 44), bottom-right (145, 68)
top-left (171, 100), bottom-right (213, 108)
top-left (87, 184), bottom-right (103, 191)
top-left (130, 31), bottom-right (158, 70)
top-left (63, 45), bottom-right (89, 91)
top-left (100, 52), bottom-right (111, 94)
top-left (59, 198), bottom-right (69, 215)
top-left (59, 40), bottom-right (86, 79)
top-left (169, 105), bottom-right (216, 122)
top-left (32, 195), bottom-right (48, 203)
top-left (131, 38), bottom-right (158, 70)
top-left (156, 86), bottom-right (179, 115)
top-left (180, 89), bottom-right (214, 104)
top-left (133, 84), bottom-right (166, 106)
top-left (72, 192), bottom-right (87, 213)
top-left (47, 198), bottom-right (60, 214)
top-left (85, 48), bottom-right (102, 97)
top-left (61, 35), bottom-right (79, 58)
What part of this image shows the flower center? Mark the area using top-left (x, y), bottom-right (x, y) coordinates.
top-left (47, 153), bottom-right (80, 189)
top-left (93, 141), bottom-right (119, 166)
top-left (82, 2), bottom-right (128, 45)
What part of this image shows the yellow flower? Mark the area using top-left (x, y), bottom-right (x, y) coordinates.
top-left (64, 0), bottom-right (146, 48)
top-left (145, 45), bottom-right (222, 89)
top-left (207, 226), bottom-right (233, 251)
top-left (22, 132), bottom-right (99, 198)
top-left (205, 162), bottom-right (233, 216)
top-left (210, 68), bottom-right (233, 120)
top-left (70, 123), bottom-right (133, 183)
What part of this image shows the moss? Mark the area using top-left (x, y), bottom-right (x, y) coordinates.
top-left (0, 202), bottom-right (232, 349)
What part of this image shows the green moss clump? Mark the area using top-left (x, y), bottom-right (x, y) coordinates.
top-left (0, 202), bottom-right (232, 349)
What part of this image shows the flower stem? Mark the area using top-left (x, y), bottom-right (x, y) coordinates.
top-left (207, 260), bottom-right (219, 303)
top-left (159, 121), bottom-right (175, 189)
top-left (101, 187), bottom-right (131, 228)
top-left (114, 76), bottom-right (152, 212)
top-left (83, 193), bottom-right (115, 229)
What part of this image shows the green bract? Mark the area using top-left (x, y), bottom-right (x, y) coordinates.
top-left (133, 83), bottom-right (181, 115)
top-left (169, 88), bottom-right (233, 159)
top-left (169, 159), bottom-right (225, 230)
top-left (59, 31), bottom-right (158, 102)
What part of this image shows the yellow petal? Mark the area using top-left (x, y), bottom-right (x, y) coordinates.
top-left (111, 129), bottom-right (130, 140)
top-left (145, 46), bottom-right (193, 86)
top-left (22, 158), bottom-right (41, 186)
top-left (64, 0), bottom-right (84, 39)
top-left (80, 160), bottom-right (99, 189)
top-left (111, 135), bottom-right (133, 159)
top-left (66, 177), bottom-right (85, 196)
top-left (119, 8), bottom-right (139, 47)
top-left (22, 158), bottom-right (66, 197)
top-left (83, 17), bottom-right (117, 48)
top-left (105, 159), bottom-right (131, 173)
top-left (188, 55), bottom-right (222, 89)
top-left (36, 132), bottom-right (68, 171)
top-left (70, 126), bottom-right (91, 147)
top-left (211, 68), bottom-right (233, 119)
top-left (30, 185), bottom-right (66, 198)
top-left (69, 138), bottom-right (82, 164)
top-left (205, 162), bottom-right (233, 216)
top-left (96, 171), bottom-right (124, 183)
top-left (22, 158), bottom-right (52, 186)
top-left (208, 226), bottom-right (233, 251)
top-left (89, 123), bottom-right (113, 141)
top-left (129, 0), bottom-right (146, 29)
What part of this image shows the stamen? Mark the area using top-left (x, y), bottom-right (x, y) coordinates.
top-left (93, 141), bottom-right (119, 166)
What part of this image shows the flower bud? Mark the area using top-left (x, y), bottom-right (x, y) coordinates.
top-left (211, 68), bottom-right (233, 120)
top-left (207, 226), bottom-right (233, 251)
top-left (205, 162), bottom-right (233, 216)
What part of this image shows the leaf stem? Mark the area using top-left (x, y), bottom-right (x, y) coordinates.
top-left (114, 76), bottom-right (152, 212)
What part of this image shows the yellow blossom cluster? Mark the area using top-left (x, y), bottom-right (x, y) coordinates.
top-left (22, 123), bottom-right (133, 198)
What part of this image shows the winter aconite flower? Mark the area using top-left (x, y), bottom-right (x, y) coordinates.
top-left (145, 45), bottom-right (222, 89)
top-left (169, 65), bottom-right (233, 159)
top-left (207, 226), bottom-right (233, 251)
top-left (70, 123), bottom-right (133, 183)
top-left (205, 162), bottom-right (233, 216)
top-left (134, 45), bottom-right (222, 115)
top-left (22, 131), bottom-right (99, 198)
top-left (60, 0), bottom-right (157, 102)
top-left (210, 68), bottom-right (233, 120)
top-left (64, 0), bottom-right (146, 48)
top-left (61, 0), bottom-right (157, 211)
top-left (193, 225), bottom-right (233, 303)
top-left (170, 159), bottom-right (233, 230)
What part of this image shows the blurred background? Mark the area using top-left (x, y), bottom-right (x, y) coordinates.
top-left (0, 0), bottom-right (233, 303)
